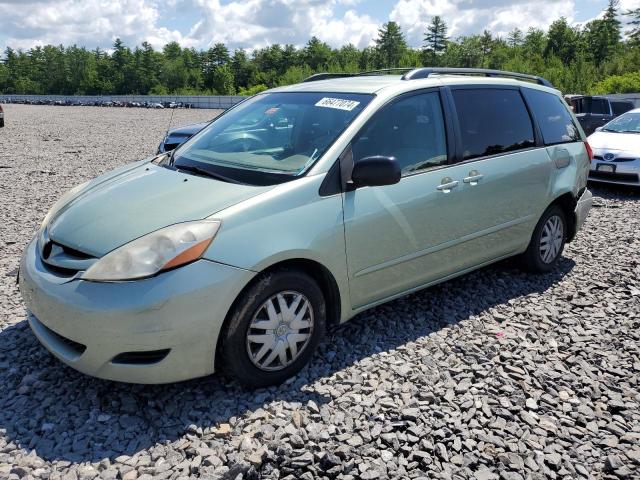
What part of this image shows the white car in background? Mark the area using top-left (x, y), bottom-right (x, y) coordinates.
top-left (588, 108), bottom-right (640, 186)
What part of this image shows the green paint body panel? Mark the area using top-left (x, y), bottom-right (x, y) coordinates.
top-left (343, 148), bottom-right (552, 308)
top-left (48, 162), bottom-right (271, 256)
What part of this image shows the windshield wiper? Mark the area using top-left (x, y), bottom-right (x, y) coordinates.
top-left (619, 130), bottom-right (640, 134)
top-left (174, 164), bottom-right (243, 184)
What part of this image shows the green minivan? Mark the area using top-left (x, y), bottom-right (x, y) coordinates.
top-left (19, 68), bottom-right (593, 387)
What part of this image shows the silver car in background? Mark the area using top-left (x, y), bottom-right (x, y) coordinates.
top-left (588, 108), bottom-right (640, 186)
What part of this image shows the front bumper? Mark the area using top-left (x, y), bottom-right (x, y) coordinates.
top-left (574, 188), bottom-right (593, 233)
top-left (19, 238), bottom-right (254, 384)
top-left (589, 160), bottom-right (640, 186)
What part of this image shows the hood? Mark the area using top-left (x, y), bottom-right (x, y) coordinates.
top-left (48, 162), bottom-right (271, 257)
top-left (167, 122), bottom-right (209, 137)
top-left (588, 131), bottom-right (640, 155)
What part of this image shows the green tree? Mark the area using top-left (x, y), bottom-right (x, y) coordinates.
top-left (479, 30), bottom-right (494, 67)
top-left (208, 43), bottom-right (230, 66)
top-left (303, 37), bottom-right (332, 70)
top-left (211, 64), bottom-right (235, 94)
top-left (375, 21), bottom-right (408, 68)
top-left (507, 28), bottom-right (524, 48)
top-left (422, 16), bottom-right (448, 65)
top-left (231, 49), bottom-right (253, 90)
top-left (627, 7), bottom-right (640, 43)
top-left (545, 18), bottom-right (579, 64)
top-left (584, 1), bottom-right (622, 65)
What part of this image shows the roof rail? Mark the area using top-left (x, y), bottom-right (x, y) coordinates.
top-left (401, 67), bottom-right (554, 87)
top-left (303, 67), bottom-right (554, 87)
top-left (303, 68), bottom-right (415, 83)
top-left (357, 68), bottom-right (415, 76)
top-left (302, 73), bottom-right (355, 82)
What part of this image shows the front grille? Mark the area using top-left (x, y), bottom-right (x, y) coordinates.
top-left (589, 170), bottom-right (639, 183)
top-left (40, 239), bottom-right (95, 276)
top-left (111, 349), bottom-right (171, 365)
top-left (593, 155), bottom-right (637, 163)
top-left (39, 320), bottom-right (87, 356)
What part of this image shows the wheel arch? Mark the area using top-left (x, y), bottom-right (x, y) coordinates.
top-left (548, 191), bottom-right (578, 242)
top-left (214, 257), bottom-right (342, 370)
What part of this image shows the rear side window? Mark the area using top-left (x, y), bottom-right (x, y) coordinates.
top-left (452, 89), bottom-right (535, 161)
top-left (523, 88), bottom-right (580, 145)
top-left (611, 101), bottom-right (634, 116)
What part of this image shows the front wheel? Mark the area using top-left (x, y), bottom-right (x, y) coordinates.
top-left (521, 205), bottom-right (567, 273)
top-left (219, 270), bottom-right (326, 388)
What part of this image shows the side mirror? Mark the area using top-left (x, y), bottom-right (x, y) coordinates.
top-left (595, 126), bottom-right (603, 132)
top-left (350, 156), bottom-right (401, 189)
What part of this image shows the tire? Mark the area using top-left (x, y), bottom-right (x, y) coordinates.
top-left (521, 205), bottom-right (567, 273)
top-left (219, 269), bottom-right (326, 388)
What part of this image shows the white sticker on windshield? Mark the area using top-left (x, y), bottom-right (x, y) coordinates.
top-left (315, 97), bottom-right (360, 111)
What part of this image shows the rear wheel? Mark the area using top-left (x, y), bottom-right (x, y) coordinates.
top-left (521, 205), bottom-right (567, 273)
top-left (219, 269), bottom-right (326, 388)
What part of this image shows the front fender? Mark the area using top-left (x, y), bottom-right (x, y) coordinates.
top-left (204, 174), bottom-right (352, 322)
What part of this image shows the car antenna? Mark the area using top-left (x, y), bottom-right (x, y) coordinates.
top-left (165, 105), bottom-right (176, 140)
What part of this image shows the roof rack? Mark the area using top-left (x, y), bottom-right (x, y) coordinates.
top-left (303, 67), bottom-right (553, 87)
top-left (401, 68), bottom-right (553, 87)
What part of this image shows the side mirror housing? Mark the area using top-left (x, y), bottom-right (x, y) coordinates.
top-left (595, 126), bottom-right (603, 132)
top-left (350, 156), bottom-right (401, 189)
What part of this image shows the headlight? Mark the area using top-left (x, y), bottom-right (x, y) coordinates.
top-left (83, 220), bottom-right (221, 281)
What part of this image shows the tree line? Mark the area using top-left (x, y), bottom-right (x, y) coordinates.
top-left (0, 0), bottom-right (639, 96)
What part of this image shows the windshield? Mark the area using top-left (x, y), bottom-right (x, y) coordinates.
top-left (173, 92), bottom-right (373, 178)
top-left (602, 111), bottom-right (640, 133)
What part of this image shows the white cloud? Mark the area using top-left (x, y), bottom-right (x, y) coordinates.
top-left (185, 0), bottom-right (379, 50)
top-left (389, 0), bottom-right (577, 45)
top-left (0, 0), bottom-right (189, 51)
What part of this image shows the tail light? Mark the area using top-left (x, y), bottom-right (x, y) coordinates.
top-left (584, 141), bottom-right (594, 162)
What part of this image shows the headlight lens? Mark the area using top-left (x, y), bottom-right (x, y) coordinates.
top-left (83, 220), bottom-right (221, 281)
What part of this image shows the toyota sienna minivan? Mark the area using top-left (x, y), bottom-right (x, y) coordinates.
top-left (19, 68), bottom-right (593, 387)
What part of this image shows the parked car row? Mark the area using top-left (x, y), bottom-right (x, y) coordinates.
top-left (0, 98), bottom-right (195, 109)
top-left (564, 94), bottom-right (635, 135)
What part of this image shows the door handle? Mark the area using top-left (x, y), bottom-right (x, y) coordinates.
top-left (463, 171), bottom-right (484, 185)
top-left (436, 178), bottom-right (459, 192)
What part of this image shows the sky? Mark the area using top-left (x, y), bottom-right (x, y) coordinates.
top-left (0, 0), bottom-right (637, 53)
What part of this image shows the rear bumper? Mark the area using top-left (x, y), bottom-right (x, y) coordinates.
top-left (574, 188), bottom-right (593, 233)
top-left (19, 237), bottom-right (255, 384)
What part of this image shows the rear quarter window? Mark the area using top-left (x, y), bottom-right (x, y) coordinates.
top-left (522, 88), bottom-right (581, 145)
top-left (451, 88), bottom-right (535, 161)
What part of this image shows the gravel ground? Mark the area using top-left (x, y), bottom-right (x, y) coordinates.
top-left (0, 104), bottom-right (639, 480)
